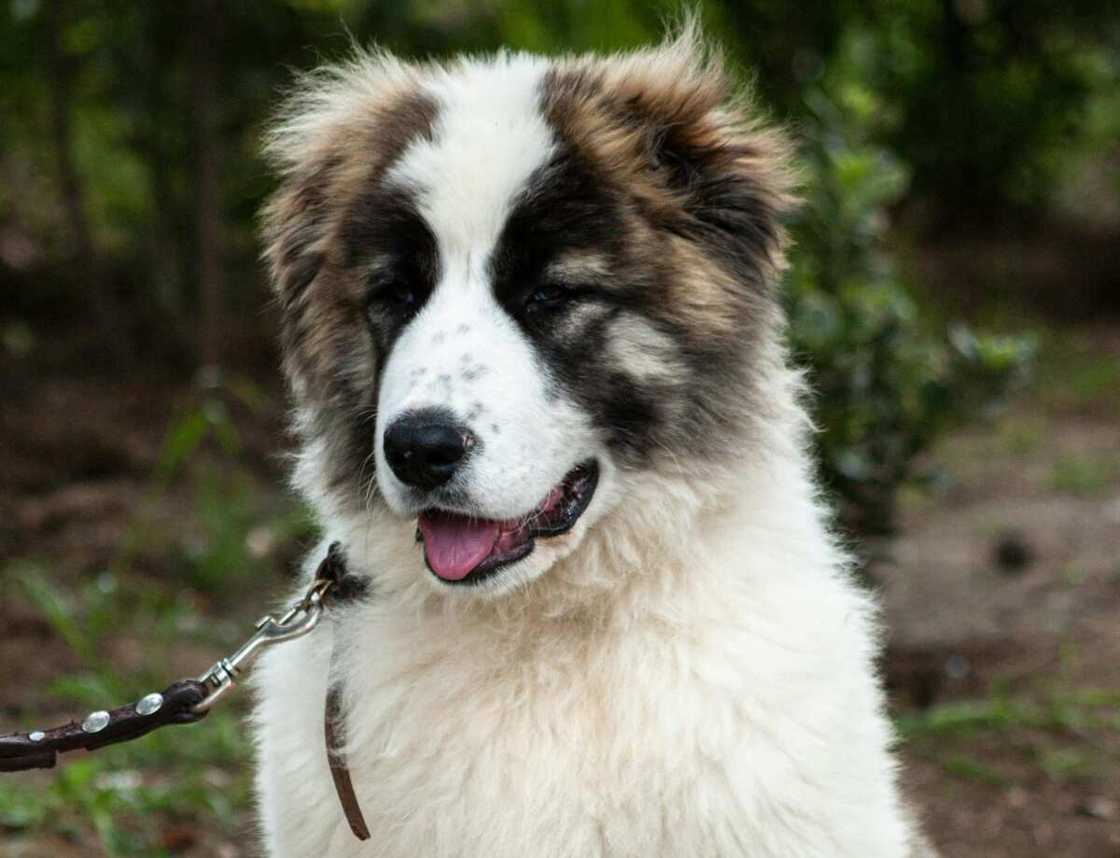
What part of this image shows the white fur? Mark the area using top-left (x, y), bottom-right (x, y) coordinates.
top-left (387, 54), bottom-right (553, 261)
top-left (254, 48), bottom-right (925, 858)
top-left (254, 376), bottom-right (918, 856)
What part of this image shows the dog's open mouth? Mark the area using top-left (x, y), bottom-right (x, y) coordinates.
top-left (417, 461), bottom-right (599, 584)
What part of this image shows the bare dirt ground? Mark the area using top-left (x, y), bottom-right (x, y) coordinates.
top-left (883, 325), bottom-right (1120, 857)
top-left (1, 326), bottom-right (1117, 857)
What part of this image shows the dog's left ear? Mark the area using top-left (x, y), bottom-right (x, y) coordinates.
top-left (544, 24), bottom-right (797, 275)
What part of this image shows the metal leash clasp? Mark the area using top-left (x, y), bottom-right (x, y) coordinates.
top-left (193, 578), bottom-right (333, 714)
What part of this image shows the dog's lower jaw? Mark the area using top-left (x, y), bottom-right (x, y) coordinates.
top-left (252, 462), bottom-right (925, 858)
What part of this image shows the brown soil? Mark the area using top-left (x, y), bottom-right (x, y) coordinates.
top-left (882, 326), bottom-right (1120, 857)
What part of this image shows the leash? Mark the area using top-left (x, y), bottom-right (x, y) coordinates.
top-left (0, 542), bottom-right (371, 841)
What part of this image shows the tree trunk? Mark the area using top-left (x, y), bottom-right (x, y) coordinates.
top-left (190, 0), bottom-right (224, 374)
top-left (44, 4), bottom-right (129, 363)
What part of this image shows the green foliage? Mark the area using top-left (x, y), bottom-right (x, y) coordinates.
top-left (148, 383), bottom-right (317, 593)
top-left (897, 688), bottom-right (1120, 739)
top-left (1050, 453), bottom-right (1120, 497)
top-left (788, 84), bottom-right (1035, 537)
top-left (0, 382), bottom-right (302, 854)
top-left (1034, 334), bottom-right (1120, 416)
top-left (0, 566), bottom-right (242, 855)
top-left (844, 0), bottom-right (1120, 219)
top-left (941, 754), bottom-right (1009, 785)
top-left (0, 707), bottom-right (252, 856)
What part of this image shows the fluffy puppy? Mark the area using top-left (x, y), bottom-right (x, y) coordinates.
top-left (252, 26), bottom-right (934, 858)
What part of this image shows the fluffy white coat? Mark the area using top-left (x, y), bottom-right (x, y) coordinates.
top-left (253, 36), bottom-right (927, 858)
top-left (254, 366), bottom-right (917, 857)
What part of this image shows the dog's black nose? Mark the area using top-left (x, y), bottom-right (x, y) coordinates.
top-left (383, 410), bottom-right (474, 490)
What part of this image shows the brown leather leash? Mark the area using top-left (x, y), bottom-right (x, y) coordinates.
top-left (0, 542), bottom-right (372, 841)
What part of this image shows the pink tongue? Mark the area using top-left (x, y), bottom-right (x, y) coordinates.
top-left (418, 511), bottom-right (501, 581)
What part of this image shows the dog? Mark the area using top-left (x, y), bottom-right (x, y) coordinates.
top-left (252, 25), bottom-right (935, 858)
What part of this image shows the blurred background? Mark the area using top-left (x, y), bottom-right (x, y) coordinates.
top-left (0, 1), bottom-right (1117, 855)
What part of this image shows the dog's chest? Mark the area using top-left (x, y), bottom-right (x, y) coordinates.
top-left (322, 610), bottom-right (756, 855)
top-left (256, 589), bottom-right (907, 858)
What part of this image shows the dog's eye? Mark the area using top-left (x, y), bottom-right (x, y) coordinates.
top-left (386, 281), bottom-right (418, 308)
top-left (524, 284), bottom-right (569, 313)
top-left (367, 277), bottom-right (419, 313)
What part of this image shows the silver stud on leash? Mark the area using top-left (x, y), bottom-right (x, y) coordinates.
top-left (82, 710), bottom-right (110, 733)
top-left (28, 730), bottom-right (45, 742)
top-left (135, 693), bottom-right (164, 716)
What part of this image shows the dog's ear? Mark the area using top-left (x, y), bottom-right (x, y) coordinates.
top-left (544, 23), bottom-right (797, 276)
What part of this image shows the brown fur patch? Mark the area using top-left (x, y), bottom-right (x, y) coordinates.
top-left (540, 34), bottom-right (796, 339)
top-left (263, 86), bottom-right (438, 400)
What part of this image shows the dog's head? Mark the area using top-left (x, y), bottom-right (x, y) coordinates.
top-left (264, 30), bottom-right (794, 596)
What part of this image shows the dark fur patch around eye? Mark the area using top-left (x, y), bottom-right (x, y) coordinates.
top-left (264, 89), bottom-right (441, 508)
top-left (495, 63), bottom-right (794, 466)
top-left (344, 186), bottom-right (441, 348)
top-left (485, 150), bottom-right (677, 463)
top-left (489, 151), bottom-right (623, 311)
top-left (267, 91), bottom-right (438, 315)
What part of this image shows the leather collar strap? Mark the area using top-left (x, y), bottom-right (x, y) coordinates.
top-left (0, 542), bottom-right (372, 842)
top-left (325, 685), bottom-right (371, 840)
top-left (316, 544), bottom-right (372, 840)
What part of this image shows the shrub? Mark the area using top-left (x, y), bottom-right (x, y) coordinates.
top-left (786, 85), bottom-right (1035, 542)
